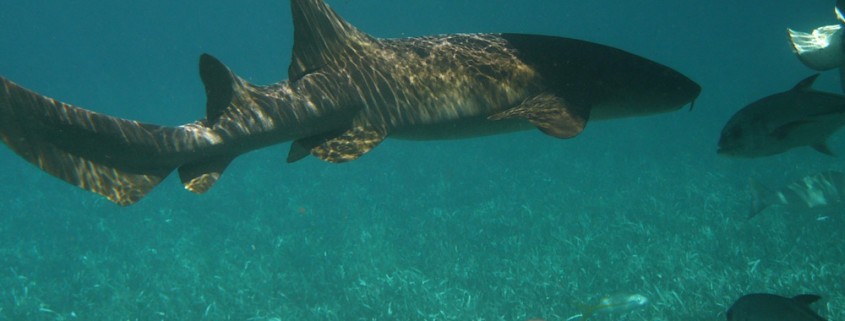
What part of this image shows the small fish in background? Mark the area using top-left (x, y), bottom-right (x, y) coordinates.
top-left (749, 170), bottom-right (845, 218)
top-left (788, 0), bottom-right (845, 93)
top-left (717, 74), bottom-right (845, 158)
top-left (565, 293), bottom-right (648, 321)
top-left (727, 293), bottom-right (828, 321)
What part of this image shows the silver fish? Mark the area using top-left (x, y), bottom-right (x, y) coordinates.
top-left (718, 74), bottom-right (845, 158)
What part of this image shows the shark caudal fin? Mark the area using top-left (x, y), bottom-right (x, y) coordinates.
top-left (0, 54), bottom-right (267, 205)
top-left (0, 78), bottom-right (191, 205)
top-left (0, 53), bottom-right (269, 205)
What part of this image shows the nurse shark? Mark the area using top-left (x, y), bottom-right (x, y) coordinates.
top-left (0, 0), bottom-right (700, 205)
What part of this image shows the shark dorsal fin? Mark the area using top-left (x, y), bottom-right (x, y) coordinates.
top-left (289, 0), bottom-right (373, 82)
top-left (792, 74), bottom-right (820, 92)
top-left (199, 54), bottom-right (237, 123)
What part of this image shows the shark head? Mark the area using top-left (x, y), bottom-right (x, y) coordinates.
top-left (499, 33), bottom-right (701, 120)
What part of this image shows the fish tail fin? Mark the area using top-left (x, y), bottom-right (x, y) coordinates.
top-left (787, 25), bottom-right (845, 71)
top-left (0, 77), bottom-right (202, 205)
top-left (748, 177), bottom-right (773, 218)
top-left (0, 54), bottom-right (267, 205)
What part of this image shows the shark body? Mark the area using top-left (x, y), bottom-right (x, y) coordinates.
top-left (0, 0), bottom-right (700, 205)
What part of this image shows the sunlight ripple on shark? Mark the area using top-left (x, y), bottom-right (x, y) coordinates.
top-left (0, 0), bottom-right (700, 205)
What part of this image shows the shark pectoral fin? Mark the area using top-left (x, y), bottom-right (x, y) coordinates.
top-left (488, 93), bottom-right (589, 138)
top-left (178, 155), bottom-right (236, 194)
top-left (287, 129), bottom-right (345, 163)
top-left (306, 126), bottom-right (386, 163)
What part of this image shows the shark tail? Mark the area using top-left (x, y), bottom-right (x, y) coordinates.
top-left (748, 177), bottom-right (773, 218)
top-left (0, 77), bottom-right (188, 205)
top-left (0, 54), bottom-right (249, 206)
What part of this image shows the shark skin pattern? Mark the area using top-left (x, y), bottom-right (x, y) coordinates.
top-left (0, 0), bottom-right (700, 205)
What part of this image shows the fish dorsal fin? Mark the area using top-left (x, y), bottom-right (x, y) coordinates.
top-left (792, 294), bottom-right (822, 306)
top-left (289, 0), bottom-right (374, 82)
top-left (792, 74), bottom-right (821, 92)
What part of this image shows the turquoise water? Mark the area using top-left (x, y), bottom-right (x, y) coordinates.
top-left (1, 1), bottom-right (844, 320)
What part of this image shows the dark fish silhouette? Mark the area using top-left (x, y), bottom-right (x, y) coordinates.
top-left (0, 0), bottom-right (700, 205)
top-left (727, 293), bottom-right (827, 321)
top-left (718, 74), bottom-right (845, 157)
top-left (749, 170), bottom-right (845, 218)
